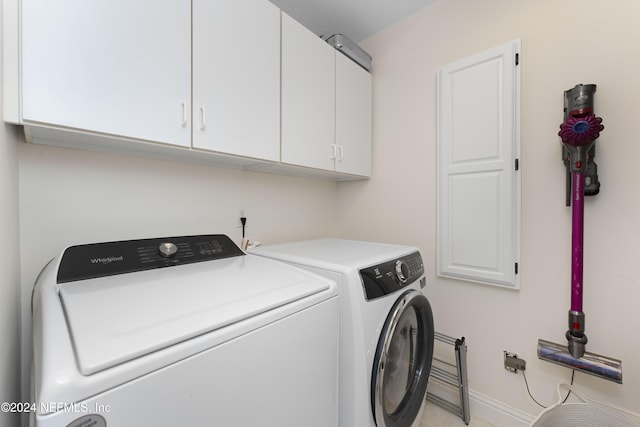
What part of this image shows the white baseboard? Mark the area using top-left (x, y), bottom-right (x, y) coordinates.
top-left (469, 389), bottom-right (534, 427)
top-left (427, 381), bottom-right (535, 427)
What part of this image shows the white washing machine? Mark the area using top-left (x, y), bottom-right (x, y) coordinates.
top-left (250, 238), bottom-right (435, 427)
top-left (31, 234), bottom-right (339, 427)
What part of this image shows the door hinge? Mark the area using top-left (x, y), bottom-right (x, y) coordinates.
top-left (515, 263), bottom-right (519, 274)
top-left (515, 53), bottom-right (520, 66)
top-left (515, 158), bottom-right (519, 171)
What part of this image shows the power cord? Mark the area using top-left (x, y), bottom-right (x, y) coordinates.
top-left (522, 369), bottom-right (575, 408)
top-left (240, 215), bottom-right (247, 249)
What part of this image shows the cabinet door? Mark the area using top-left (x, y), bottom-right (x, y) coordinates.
top-left (21, 0), bottom-right (191, 147)
top-left (335, 53), bottom-right (372, 177)
top-left (437, 40), bottom-right (521, 289)
top-left (281, 13), bottom-right (336, 171)
top-left (192, 0), bottom-right (280, 161)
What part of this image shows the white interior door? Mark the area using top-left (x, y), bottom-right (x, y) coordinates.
top-left (437, 40), bottom-right (521, 289)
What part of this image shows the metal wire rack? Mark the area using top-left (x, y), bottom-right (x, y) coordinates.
top-left (426, 332), bottom-right (470, 425)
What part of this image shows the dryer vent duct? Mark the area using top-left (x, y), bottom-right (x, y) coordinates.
top-left (326, 33), bottom-right (372, 71)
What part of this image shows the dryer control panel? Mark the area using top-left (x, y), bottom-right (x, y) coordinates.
top-left (57, 234), bottom-right (244, 283)
top-left (359, 251), bottom-right (424, 300)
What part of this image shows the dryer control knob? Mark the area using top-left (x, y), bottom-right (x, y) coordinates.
top-left (395, 260), bottom-right (409, 283)
top-left (158, 242), bottom-right (178, 258)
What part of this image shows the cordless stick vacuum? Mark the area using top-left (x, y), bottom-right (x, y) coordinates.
top-left (537, 84), bottom-right (623, 384)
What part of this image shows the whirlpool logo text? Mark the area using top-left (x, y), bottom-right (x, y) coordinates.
top-left (90, 256), bottom-right (124, 264)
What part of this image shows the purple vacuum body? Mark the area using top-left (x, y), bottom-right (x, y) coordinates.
top-left (537, 84), bottom-right (622, 384)
top-left (559, 84), bottom-right (603, 359)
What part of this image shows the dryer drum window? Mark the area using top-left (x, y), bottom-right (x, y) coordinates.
top-left (372, 290), bottom-right (435, 427)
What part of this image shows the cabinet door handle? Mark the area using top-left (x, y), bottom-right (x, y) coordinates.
top-left (337, 145), bottom-right (344, 161)
top-left (330, 144), bottom-right (337, 159)
top-left (180, 102), bottom-right (188, 127)
top-left (199, 106), bottom-right (206, 131)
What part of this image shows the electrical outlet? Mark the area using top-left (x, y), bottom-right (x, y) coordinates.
top-left (504, 351), bottom-right (526, 373)
top-left (236, 210), bottom-right (247, 228)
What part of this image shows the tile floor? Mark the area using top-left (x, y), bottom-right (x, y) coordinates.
top-left (420, 400), bottom-right (495, 427)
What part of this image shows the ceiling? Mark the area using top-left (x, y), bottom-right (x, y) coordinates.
top-left (269, 0), bottom-right (437, 43)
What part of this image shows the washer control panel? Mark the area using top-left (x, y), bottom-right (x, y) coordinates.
top-left (57, 234), bottom-right (244, 283)
top-left (359, 251), bottom-right (424, 300)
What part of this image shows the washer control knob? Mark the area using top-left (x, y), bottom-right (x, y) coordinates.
top-left (395, 260), bottom-right (409, 283)
top-left (158, 242), bottom-right (178, 258)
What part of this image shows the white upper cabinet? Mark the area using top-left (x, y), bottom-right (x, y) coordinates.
top-left (19, 0), bottom-right (191, 147)
top-left (192, 0), bottom-right (280, 161)
top-left (281, 13), bottom-right (371, 177)
top-left (335, 52), bottom-right (372, 177)
top-left (5, 1), bottom-right (371, 179)
top-left (281, 13), bottom-right (336, 172)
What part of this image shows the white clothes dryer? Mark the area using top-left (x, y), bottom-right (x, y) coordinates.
top-left (31, 234), bottom-right (339, 427)
top-left (250, 238), bottom-right (435, 427)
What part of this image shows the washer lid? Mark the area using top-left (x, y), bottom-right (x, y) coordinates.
top-left (57, 255), bottom-right (334, 375)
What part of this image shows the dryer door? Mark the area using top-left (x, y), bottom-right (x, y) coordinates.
top-left (371, 289), bottom-right (434, 427)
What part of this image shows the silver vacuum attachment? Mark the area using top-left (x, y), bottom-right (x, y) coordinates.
top-left (537, 339), bottom-right (623, 384)
top-left (566, 310), bottom-right (587, 359)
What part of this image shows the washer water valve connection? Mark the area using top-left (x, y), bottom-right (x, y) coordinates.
top-left (504, 351), bottom-right (526, 373)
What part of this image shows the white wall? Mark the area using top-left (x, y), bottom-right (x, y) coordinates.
top-left (0, 2), bottom-right (22, 425)
top-left (337, 0), bottom-right (640, 421)
top-left (0, 130), bottom-right (20, 427)
top-left (18, 144), bottom-right (338, 271)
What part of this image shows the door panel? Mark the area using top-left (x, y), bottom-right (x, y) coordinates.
top-left (22, 0), bottom-right (191, 147)
top-left (281, 13), bottom-right (336, 171)
top-left (335, 52), bottom-right (372, 176)
top-left (192, 0), bottom-right (280, 160)
top-left (437, 39), bottom-right (521, 289)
